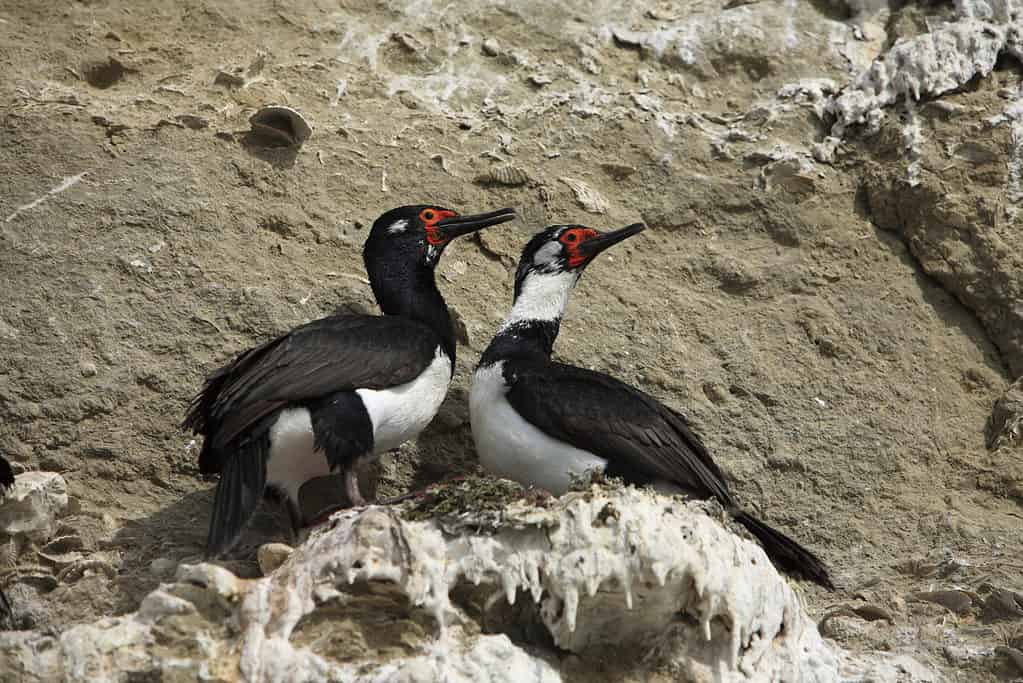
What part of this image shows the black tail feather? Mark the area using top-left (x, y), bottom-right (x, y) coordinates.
top-left (205, 438), bottom-right (268, 559)
top-left (0, 588), bottom-right (13, 630)
top-left (0, 455), bottom-right (14, 492)
top-left (732, 509), bottom-right (834, 590)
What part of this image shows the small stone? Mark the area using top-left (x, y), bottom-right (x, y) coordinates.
top-left (702, 382), bottom-right (729, 405)
top-left (481, 38), bottom-right (500, 56)
top-left (943, 644), bottom-right (987, 666)
top-left (79, 361), bottom-right (98, 377)
top-left (175, 563), bottom-right (243, 599)
top-left (909, 589), bottom-right (973, 614)
top-left (150, 557), bottom-right (177, 577)
top-left (980, 587), bottom-right (1023, 621)
top-left (0, 318), bottom-right (19, 339)
top-left (175, 114), bottom-right (209, 130)
top-left (600, 163), bottom-right (637, 180)
top-left (258, 542), bottom-right (294, 575)
top-left (560, 177), bottom-right (610, 214)
top-left (138, 589), bottom-right (198, 621)
top-left (0, 471), bottom-right (70, 543)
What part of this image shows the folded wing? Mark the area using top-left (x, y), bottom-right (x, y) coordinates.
top-left (183, 314), bottom-right (442, 473)
top-left (503, 360), bottom-right (736, 506)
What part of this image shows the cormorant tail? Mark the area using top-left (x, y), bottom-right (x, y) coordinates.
top-left (205, 438), bottom-right (268, 559)
top-left (732, 509), bottom-right (834, 590)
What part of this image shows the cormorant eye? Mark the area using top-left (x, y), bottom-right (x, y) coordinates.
top-left (564, 232), bottom-right (578, 243)
top-left (423, 210), bottom-right (435, 221)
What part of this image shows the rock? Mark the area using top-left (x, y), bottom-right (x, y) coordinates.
top-left (862, 158), bottom-right (1023, 376)
top-left (559, 177), bottom-right (610, 214)
top-left (979, 586), bottom-right (1023, 622)
top-left (257, 542), bottom-right (293, 575)
top-left (988, 378), bottom-right (1023, 450)
top-left (609, 3), bottom-right (859, 84)
top-left (0, 487), bottom-right (929, 681)
top-left (148, 557), bottom-right (177, 578)
top-left (481, 38), bottom-right (501, 57)
top-left (0, 472), bottom-right (69, 543)
top-left (827, 18), bottom-right (1017, 135)
top-left (908, 589), bottom-right (974, 615)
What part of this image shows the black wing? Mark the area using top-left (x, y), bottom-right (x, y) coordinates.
top-left (504, 360), bottom-right (835, 589)
top-left (503, 360), bottom-right (736, 506)
top-left (183, 314), bottom-right (442, 470)
top-left (0, 455), bottom-right (13, 492)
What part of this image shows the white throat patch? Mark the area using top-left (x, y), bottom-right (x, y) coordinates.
top-left (500, 270), bottom-right (578, 330)
top-left (387, 219), bottom-right (409, 234)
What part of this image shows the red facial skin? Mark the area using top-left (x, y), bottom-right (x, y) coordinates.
top-left (420, 208), bottom-right (457, 245)
top-left (559, 227), bottom-right (599, 267)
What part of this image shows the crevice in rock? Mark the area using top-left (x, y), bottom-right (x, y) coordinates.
top-left (856, 177), bottom-right (1014, 380)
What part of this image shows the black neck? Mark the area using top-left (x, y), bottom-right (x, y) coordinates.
top-left (479, 318), bottom-right (560, 367)
top-left (365, 256), bottom-right (456, 364)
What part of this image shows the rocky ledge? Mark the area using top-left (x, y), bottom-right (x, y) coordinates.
top-left (0, 483), bottom-right (931, 682)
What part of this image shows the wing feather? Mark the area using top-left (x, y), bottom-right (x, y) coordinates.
top-left (184, 314), bottom-right (441, 464)
top-left (503, 360), bottom-right (736, 506)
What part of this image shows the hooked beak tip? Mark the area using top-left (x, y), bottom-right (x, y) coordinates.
top-left (579, 222), bottom-right (646, 260)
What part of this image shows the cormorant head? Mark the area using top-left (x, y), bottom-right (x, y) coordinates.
top-left (366, 204), bottom-right (516, 269)
top-left (513, 222), bottom-right (646, 300)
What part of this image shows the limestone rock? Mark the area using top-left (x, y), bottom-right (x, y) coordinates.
top-left (826, 10), bottom-right (1023, 136)
top-left (0, 487), bottom-right (930, 681)
top-left (0, 472), bottom-right (69, 544)
top-left (257, 542), bottom-right (294, 575)
top-left (990, 378), bottom-right (1023, 449)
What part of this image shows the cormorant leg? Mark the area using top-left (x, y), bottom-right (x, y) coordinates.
top-left (344, 467), bottom-right (367, 507)
top-left (284, 498), bottom-right (303, 544)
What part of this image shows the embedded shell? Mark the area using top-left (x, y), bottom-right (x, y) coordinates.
top-left (474, 165), bottom-right (530, 187)
top-left (248, 105), bottom-right (312, 147)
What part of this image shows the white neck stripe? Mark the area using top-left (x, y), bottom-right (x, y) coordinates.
top-left (499, 270), bottom-right (578, 331)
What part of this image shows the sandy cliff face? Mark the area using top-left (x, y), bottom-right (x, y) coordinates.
top-left (0, 0), bottom-right (1021, 680)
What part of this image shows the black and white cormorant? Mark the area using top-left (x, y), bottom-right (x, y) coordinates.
top-left (0, 455), bottom-right (14, 627)
top-left (184, 204), bottom-right (516, 557)
top-left (469, 223), bottom-right (833, 588)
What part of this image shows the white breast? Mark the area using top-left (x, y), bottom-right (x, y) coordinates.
top-left (266, 407), bottom-right (330, 503)
top-left (469, 361), bottom-right (607, 495)
top-left (357, 347), bottom-right (452, 454)
top-left (264, 348), bottom-right (452, 504)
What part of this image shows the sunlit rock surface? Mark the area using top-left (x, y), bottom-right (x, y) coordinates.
top-left (0, 486), bottom-right (932, 682)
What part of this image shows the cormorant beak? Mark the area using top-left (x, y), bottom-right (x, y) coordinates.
top-left (578, 222), bottom-right (645, 260)
top-left (435, 207), bottom-right (517, 240)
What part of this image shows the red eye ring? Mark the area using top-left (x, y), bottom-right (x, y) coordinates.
top-left (423, 210), bottom-right (435, 221)
top-left (564, 232), bottom-right (578, 242)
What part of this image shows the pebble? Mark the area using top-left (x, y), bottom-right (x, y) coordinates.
top-left (0, 472), bottom-right (70, 543)
top-left (909, 589), bottom-right (973, 614)
top-left (150, 557), bottom-right (178, 577)
top-left (258, 542), bottom-right (294, 575)
top-left (481, 38), bottom-right (500, 56)
top-left (80, 361), bottom-right (98, 377)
